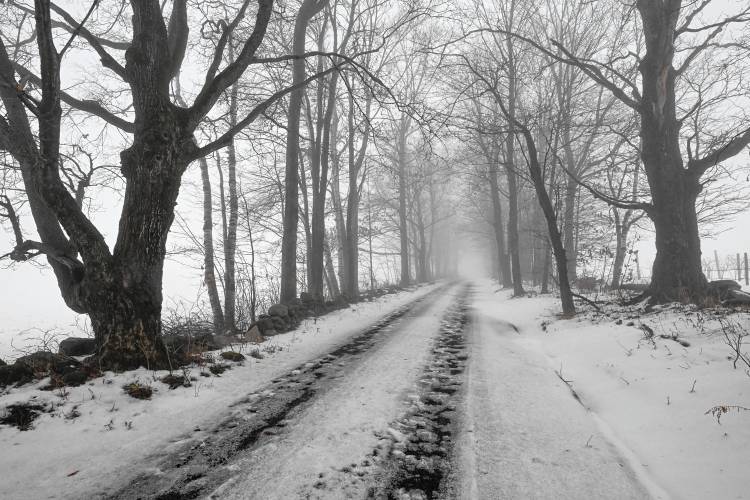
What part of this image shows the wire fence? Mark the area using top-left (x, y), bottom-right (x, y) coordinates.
top-left (703, 252), bottom-right (750, 285)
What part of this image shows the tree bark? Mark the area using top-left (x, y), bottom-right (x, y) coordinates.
top-left (323, 234), bottom-right (340, 299)
top-left (636, 0), bottom-right (708, 302)
top-left (611, 211), bottom-right (629, 289)
top-left (517, 127), bottom-right (575, 314)
top-left (222, 84), bottom-right (239, 332)
top-left (562, 175), bottom-right (578, 282)
top-left (198, 156), bottom-right (224, 333)
top-left (504, 40), bottom-right (525, 297)
top-left (280, 0), bottom-right (326, 303)
top-left (397, 116), bottom-right (410, 286)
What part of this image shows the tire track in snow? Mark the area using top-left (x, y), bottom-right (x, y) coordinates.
top-left (367, 284), bottom-right (472, 499)
top-left (108, 284), bottom-right (452, 500)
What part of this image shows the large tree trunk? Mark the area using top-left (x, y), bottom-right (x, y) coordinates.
top-left (648, 172), bottom-right (704, 300)
top-left (637, 0), bottom-right (707, 302)
top-left (104, 110), bottom-right (190, 369)
top-left (198, 157), bottom-right (224, 333)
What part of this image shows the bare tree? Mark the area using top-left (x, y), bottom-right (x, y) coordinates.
top-left (0, 0), bottom-right (348, 369)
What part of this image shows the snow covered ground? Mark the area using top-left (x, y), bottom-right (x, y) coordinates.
top-left (2, 280), bottom-right (748, 500)
top-left (211, 284), bottom-right (461, 499)
top-left (470, 281), bottom-right (749, 500)
top-left (0, 283), bottom-right (439, 500)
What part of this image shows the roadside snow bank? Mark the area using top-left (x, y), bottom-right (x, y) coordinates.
top-left (476, 281), bottom-right (750, 500)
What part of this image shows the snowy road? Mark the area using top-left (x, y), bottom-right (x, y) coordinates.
top-left (105, 282), bottom-right (657, 499)
top-left (110, 283), bottom-right (462, 499)
top-left (454, 305), bottom-right (654, 500)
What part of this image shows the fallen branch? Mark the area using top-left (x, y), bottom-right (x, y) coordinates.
top-left (571, 292), bottom-right (601, 312)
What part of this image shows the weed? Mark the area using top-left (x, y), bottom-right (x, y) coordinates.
top-left (123, 381), bottom-right (153, 400)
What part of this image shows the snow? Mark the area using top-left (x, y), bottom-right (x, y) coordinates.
top-left (211, 285), bottom-right (461, 499)
top-left (468, 280), bottom-right (750, 500)
top-left (0, 283), bottom-right (439, 500)
top-left (456, 289), bottom-right (652, 499)
top-left (2, 280), bottom-right (748, 499)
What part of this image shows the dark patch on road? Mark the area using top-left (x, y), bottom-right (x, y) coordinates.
top-left (107, 286), bottom-right (448, 500)
top-left (368, 287), bottom-right (471, 499)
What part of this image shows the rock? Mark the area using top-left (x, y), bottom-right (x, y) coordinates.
top-left (61, 370), bottom-right (88, 387)
top-left (244, 325), bottom-right (265, 344)
top-left (709, 279), bottom-right (742, 291)
top-left (268, 304), bottom-right (289, 318)
top-left (59, 337), bottom-right (97, 357)
top-left (271, 316), bottom-right (289, 332)
top-left (0, 364), bottom-right (34, 387)
top-left (256, 315), bottom-right (274, 334)
top-left (725, 289), bottom-right (750, 305)
top-left (709, 280), bottom-right (743, 300)
top-left (220, 351), bottom-right (245, 362)
top-left (15, 351), bottom-right (80, 375)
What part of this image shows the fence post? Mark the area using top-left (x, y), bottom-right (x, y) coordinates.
top-left (738, 253), bottom-right (742, 281)
top-left (714, 250), bottom-right (721, 279)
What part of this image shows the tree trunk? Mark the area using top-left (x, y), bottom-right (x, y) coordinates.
top-left (562, 176), bottom-right (578, 282)
top-left (281, 0), bottom-right (326, 303)
top-left (517, 127), bottom-right (575, 314)
top-left (323, 235), bottom-right (341, 299)
top-left (104, 109), bottom-right (191, 369)
top-left (637, 0), bottom-right (708, 302)
top-left (397, 120), bottom-right (410, 287)
top-left (648, 173), bottom-right (705, 300)
top-left (611, 211), bottom-right (628, 289)
top-left (541, 240), bottom-right (551, 294)
top-left (222, 84), bottom-right (239, 332)
top-left (343, 91), bottom-right (362, 298)
top-left (198, 157), bottom-right (224, 333)
top-left (504, 45), bottom-right (525, 297)
top-left (489, 165), bottom-right (512, 288)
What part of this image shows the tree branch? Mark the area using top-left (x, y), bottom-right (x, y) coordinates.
top-left (189, 0), bottom-right (273, 124)
top-left (48, 1), bottom-right (129, 81)
top-left (688, 127), bottom-right (750, 174)
top-left (166, 0), bottom-right (188, 80)
top-left (192, 63), bottom-right (343, 159)
top-left (11, 62), bottom-right (134, 132)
